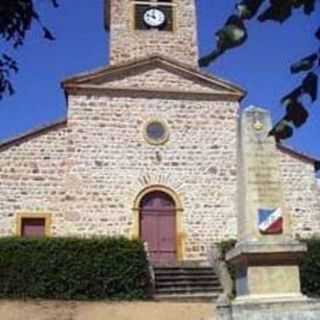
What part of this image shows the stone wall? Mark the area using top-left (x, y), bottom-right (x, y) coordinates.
top-left (0, 94), bottom-right (239, 261)
top-left (103, 67), bottom-right (219, 93)
top-left (278, 149), bottom-right (320, 238)
top-left (65, 95), bottom-right (240, 259)
top-left (0, 125), bottom-right (68, 236)
top-left (109, 0), bottom-right (199, 67)
top-left (1, 92), bottom-right (319, 260)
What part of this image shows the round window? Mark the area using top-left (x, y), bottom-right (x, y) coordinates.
top-left (144, 120), bottom-right (169, 145)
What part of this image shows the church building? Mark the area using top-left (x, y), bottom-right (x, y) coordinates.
top-left (0, 0), bottom-right (319, 266)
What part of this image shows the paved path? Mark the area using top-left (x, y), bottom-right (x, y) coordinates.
top-left (0, 300), bottom-right (216, 320)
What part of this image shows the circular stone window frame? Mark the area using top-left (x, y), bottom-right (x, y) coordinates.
top-left (143, 119), bottom-right (170, 146)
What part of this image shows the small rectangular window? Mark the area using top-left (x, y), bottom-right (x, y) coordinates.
top-left (16, 214), bottom-right (51, 238)
top-left (135, 4), bottom-right (151, 30)
top-left (158, 5), bottom-right (174, 31)
top-left (21, 218), bottom-right (45, 237)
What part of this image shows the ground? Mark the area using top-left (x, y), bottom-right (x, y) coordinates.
top-left (0, 301), bottom-right (215, 320)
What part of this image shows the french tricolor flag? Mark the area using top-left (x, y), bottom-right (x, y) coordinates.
top-left (258, 208), bottom-right (283, 235)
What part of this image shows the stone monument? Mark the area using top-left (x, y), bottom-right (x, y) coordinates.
top-left (217, 106), bottom-right (320, 319)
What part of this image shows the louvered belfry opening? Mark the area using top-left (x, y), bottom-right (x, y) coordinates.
top-left (134, 0), bottom-right (174, 31)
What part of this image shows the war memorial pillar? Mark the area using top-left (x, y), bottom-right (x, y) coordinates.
top-left (217, 106), bottom-right (320, 319)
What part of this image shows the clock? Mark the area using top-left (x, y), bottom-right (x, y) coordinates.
top-left (143, 8), bottom-right (166, 28)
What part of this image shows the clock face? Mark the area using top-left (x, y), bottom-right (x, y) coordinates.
top-left (143, 8), bottom-right (166, 28)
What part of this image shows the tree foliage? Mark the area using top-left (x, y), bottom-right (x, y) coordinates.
top-left (200, 0), bottom-right (320, 141)
top-left (0, 0), bottom-right (58, 99)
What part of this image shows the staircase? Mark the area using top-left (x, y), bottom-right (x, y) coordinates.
top-left (153, 265), bottom-right (222, 302)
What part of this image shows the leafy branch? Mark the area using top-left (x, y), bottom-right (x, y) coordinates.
top-left (199, 0), bottom-right (320, 141)
top-left (0, 0), bottom-right (59, 99)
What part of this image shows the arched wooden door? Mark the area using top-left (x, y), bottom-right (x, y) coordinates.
top-left (140, 191), bottom-right (176, 265)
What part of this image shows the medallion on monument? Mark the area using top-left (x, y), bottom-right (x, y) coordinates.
top-left (258, 208), bottom-right (283, 235)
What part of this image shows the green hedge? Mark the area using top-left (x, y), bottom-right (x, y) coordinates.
top-left (217, 239), bottom-right (237, 296)
top-left (219, 238), bottom-right (320, 298)
top-left (0, 237), bottom-right (151, 300)
top-left (217, 239), bottom-right (237, 258)
top-left (301, 238), bottom-right (320, 297)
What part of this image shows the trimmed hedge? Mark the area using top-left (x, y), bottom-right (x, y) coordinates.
top-left (0, 237), bottom-right (151, 300)
top-left (219, 238), bottom-right (320, 298)
top-left (217, 239), bottom-right (237, 296)
top-left (301, 238), bottom-right (320, 297)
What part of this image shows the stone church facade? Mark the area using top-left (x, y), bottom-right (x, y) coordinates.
top-left (0, 0), bottom-right (319, 264)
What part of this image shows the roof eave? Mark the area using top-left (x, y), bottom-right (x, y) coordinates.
top-left (63, 84), bottom-right (244, 102)
top-left (0, 118), bottom-right (67, 151)
top-left (61, 55), bottom-right (246, 99)
top-left (277, 143), bottom-right (320, 169)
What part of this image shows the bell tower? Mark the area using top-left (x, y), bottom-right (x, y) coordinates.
top-left (105, 0), bottom-right (199, 67)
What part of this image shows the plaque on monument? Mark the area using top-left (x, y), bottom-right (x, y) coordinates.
top-left (258, 208), bottom-right (283, 235)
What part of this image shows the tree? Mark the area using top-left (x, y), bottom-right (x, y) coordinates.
top-left (199, 0), bottom-right (320, 141)
top-left (0, 0), bottom-right (58, 99)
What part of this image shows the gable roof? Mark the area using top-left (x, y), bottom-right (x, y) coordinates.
top-left (0, 118), bottom-right (67, 152)
top-left (62, 55), bottom-right (246, 101)
top-left (277, 143), bottom-right (320, 170)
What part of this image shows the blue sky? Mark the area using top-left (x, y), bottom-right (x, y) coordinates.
top-left (0, 1), bottom-right (319, 158)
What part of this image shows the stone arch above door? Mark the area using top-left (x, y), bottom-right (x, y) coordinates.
top-left (132, 185), bottom-right (185, 263)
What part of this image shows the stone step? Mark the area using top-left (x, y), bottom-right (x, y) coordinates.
top-left (154, 274), bottom-right (217, 279)
top-left (155, 273), bottom-right (218, 280)
top-left (154, 269), bottom-right (216, 276)
top-left (155, 277), bottom-right (220, 286)
top-left (156, 280), bottom-right (221, 289)
top-left (155, 286), bottom-right (221, 294)
top-left (152, 266), bottom-right (222, 302)
top-left (156, 277), bottom-right (220, 286)
top-left (154, 292), bottom-right (219, 302)
top-left (154, 267), bottom-right (214, 272)
top-left (155, 281), bottom-right (220, 286)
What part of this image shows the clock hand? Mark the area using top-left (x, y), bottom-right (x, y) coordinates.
top-left (149, 12), bottom-right (155, 20)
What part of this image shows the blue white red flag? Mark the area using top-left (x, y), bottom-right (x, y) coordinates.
top-left (258, 208), bottom-right (283, 235)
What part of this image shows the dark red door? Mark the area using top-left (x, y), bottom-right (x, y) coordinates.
top-left (140, 191), bottom-right (176, 265)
